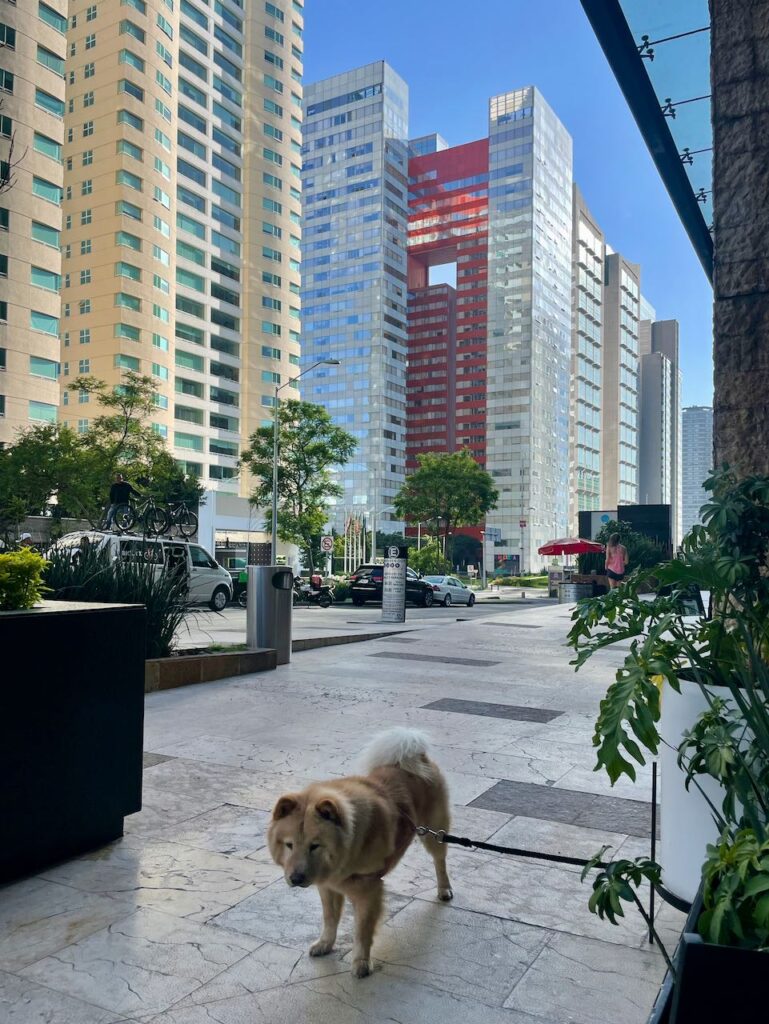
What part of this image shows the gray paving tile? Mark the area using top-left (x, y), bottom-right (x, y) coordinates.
top-left (470, 779), bottom-right (657, 838)
top-left (368, 651), bottom-right (501, 667)
top-left (481, 622), bottom-right (543, 629)
top-left (143, 752), bottom-right (174, 769)
top-left (423, 697), bottom-right (562, 723)
top-left (0, 968), bottom-right (123, 1023)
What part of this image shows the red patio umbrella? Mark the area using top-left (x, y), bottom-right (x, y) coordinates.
top-left (538, 537), bottom-right (604, 556)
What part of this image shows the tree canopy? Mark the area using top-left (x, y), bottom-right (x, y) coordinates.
top-left (240, 399), bottom-right (356, 569)
top-left (0, 372), bottom-right (201, 533)
top-left (394, 449), bottom-right (498, 561)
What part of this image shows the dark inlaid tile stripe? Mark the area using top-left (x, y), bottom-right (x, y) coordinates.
top-left (481, 622), bottom-right (543, 629)
top-left (423, 698), bottom-right (562, 724)
top-left (469, 779), bottom-right (657, 838)
top-left (378, 636), bottom-right (419, 643)
top-left (368, 651), bottom-right (500, 667)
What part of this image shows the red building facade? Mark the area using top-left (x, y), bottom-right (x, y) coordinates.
top-left (407, 139), bottom-right (489, 476)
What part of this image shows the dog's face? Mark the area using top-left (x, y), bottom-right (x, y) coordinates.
top-left (267, 793), bottom-right (348, 888)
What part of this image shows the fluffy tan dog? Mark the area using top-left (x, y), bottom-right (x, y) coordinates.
top-left (267, 728), bottom-right (452, 978)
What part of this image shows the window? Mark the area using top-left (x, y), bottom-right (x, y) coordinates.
top-left (33, 133), bottom-right (62, 162)
top-left (83, 120), bottom-right (94, 137)
top-left (153, 273), bottom-right (169, 294)
top-left (262, 246), bottom-right (281, 263)
top-left (80, 269), bottom-right (91, 284)
top-left (178, 131), bottom-right (206, 159)
top-left (176, 295), bottom-right (204, 318)
top-left (155, 127), bottom-right (171, 151)
top-left (152, 362), bottom-right (170, 380)
top-left (175, 432), bottom-right (203, 452)
top-left (177, 239), bottom-right (204, 265)
top-left (78, 358), bottom-right (90, 373)
top-left (180, 23), bottom-right (206, 54)
top-left (153, 185), bottom-right (171, 208)
top-left (152, 244), bottom-right (170, 266)
top-left (32, 176), bottom-right (61, 205)
top-left (35, 88), bottom-right (65, 117)
top-left (116, 260), bottom-right (141, 281)
top-left (115, 291), bottom-right (141, 311)
top-left (81, 179), bottom-right (93, 196)
top-left (265, 2), bottom-right (284, 22)
top-left (84, 62), bottom-right (95, 79)
top-left (157, 12), bottom-right (173, 37)
top-left (117, 110), bottom-right (144, 133)
top-left (181, 0), bottom-right (208, 27)
top-left (122, 0), bottom-right (146, 12)
top-left (176, 349), bottom-right (205, 372)
top-left (265, 25), bottom-right (283, 45)
top-left (177, 267), bottom-right (204, 292)
top-left (37, 45), bottom-right (65, 77)
top-left (82, 149), bottom-right (94, 165)
top-left (29, 401), bottom-right (57, 422)
top-left (39, 2), bottom-right (68, 33)
top-left (212, 256), bottom-right (239, 281)
top-left (155, 98), bottom-right (172, 122)
top-left (213, 153), bottom-right (240, 181)
top-left (153, 302), bottom-right (170, 322)
top-left (119, 48), bottom-right (145, 71)
top-left (178, 184), bottom-right (206, 213)
top-left (176, 405), bottom-right (204, 426)
top-left (86, 4), bottom-right (97, 20)
top-left (116, 231), bottom-right (142, 253)
top-left (263, 73), bottom-right (282, 94)
top-left (152, 333), bottom-right (169, 351)
top-left (154, 156), bottom-right (171, 180)
top-left (80, 209), bottom-right (92, 226)
top-left (263, 147), bottom-right (282, 166)
top-left (117, 138), bottom-right (143, 161)
top-left (79, 298), bottom-right (91, 314)
top-left (119, 19), bottom-right (145, 42)
top-left (179, 77), bottom-right (207, 107)
top-left (214, 75), bottom-right (241, 105)
top-left (157, 40), bottom-right (173, 67)
top-left (153, 214), bottom-right (170, 237)
top-left (30, 311), bottom-right (59, 335)
top-left (0, 24), bottom-right (15, 49)
top-left (31, 266), bottom-right (60, 291)
top-left (118, 78), bottom-right (144, 101)
top-left (263, 172), bottom-right (282, 190)
top-left (77, 419), bottom-right (89, 434)
top-left (31, 221), bottom-right (59, 248)
top-left (215, 25), bottom-right (241, 58)
top-left (156, 69), bottom-right (172, 95)
top-left (85, 33), bottom-right (96, 49)
top-left (177, 212), bottom-right (206, 239)
top-left (117, 169), bottom-right (142, 191)
top-left (115, 354), bottom-right (141, 372)
top-left (80, 238), bottom-right (92, 254)
top-left (176, 323), bottom-right (204, 346)
top-left (115, 322), bottom-right (140, 341)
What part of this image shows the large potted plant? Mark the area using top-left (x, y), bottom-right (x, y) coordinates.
top-left (0, 548), bottom-right (146, 883)
top-left (568, 468), bottom-right (769, 1023)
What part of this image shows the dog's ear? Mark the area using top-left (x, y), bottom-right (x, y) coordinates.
top-left (272, 795), bottom-right (299, 820)
top-left (315, 797), bottom-right (343, 826)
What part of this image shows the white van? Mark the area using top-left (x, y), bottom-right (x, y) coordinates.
top-left (51, 532), bottom-right (233, 611)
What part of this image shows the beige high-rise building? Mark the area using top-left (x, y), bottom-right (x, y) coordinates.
top-left (0, 0), bottom-right (68, 445)
top-left (601, 251), bottom-right (641, 508)
top-left (59, 0), bottom-right (304, 495)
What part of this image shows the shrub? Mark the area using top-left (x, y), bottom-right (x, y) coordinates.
top-left (0, 549), bottom-right (48, 610)
top-left (409, 541), bottom-right (451, 575)
top-left (46, 545), bottom-right (188, 659)
top-left (333, 580), bottom-right (351, 603)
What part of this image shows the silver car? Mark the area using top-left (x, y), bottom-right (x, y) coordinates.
top-left (422, 575), bottom-right (476, 607)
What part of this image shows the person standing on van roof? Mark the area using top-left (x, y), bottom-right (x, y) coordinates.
top-left (105, 472), bottom-right (141, 530)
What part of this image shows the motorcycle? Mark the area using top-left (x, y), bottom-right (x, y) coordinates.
top-left (292, 576), bottom-right (334, 609)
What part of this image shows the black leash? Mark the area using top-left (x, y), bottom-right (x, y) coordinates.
top-left (416, 826), bottom-right (610, 870)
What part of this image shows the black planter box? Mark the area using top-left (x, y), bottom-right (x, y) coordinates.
top-left (0, 601), bottom-right (146, 883)
top-left (648, 890), bottom-right (767, 1023)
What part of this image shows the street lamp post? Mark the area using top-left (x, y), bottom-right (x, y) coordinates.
top-left (271, 358), bottom-right (340, 564)
top-left (369, 504), bottom-right (394, 562)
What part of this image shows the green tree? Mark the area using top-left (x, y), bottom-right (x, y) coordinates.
top-left (241, 399), bottom-right (356, 570)
top-left (409, 541), bottom-right (451, 575)
top-left (394, 449), bottom-right (498, 563)
top-left (0, 373), bottom-right (202, 526)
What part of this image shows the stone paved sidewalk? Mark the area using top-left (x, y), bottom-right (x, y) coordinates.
top-left (0, 602), bottom-right (683, 1023)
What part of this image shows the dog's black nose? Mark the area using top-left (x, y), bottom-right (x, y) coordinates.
top-left (289, 870), bottom-right (307, 887)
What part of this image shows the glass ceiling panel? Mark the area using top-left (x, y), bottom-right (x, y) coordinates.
top-left (619, 0), bottom-right (713, 228)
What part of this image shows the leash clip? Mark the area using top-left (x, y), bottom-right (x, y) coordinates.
top-left (416, 826), bottom-right (446, 843)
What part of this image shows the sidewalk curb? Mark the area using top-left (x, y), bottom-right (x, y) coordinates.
top-left (292, 629), bottom-right (414, 652)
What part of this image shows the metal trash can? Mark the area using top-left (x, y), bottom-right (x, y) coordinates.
top-left (246, 565), bottom-right (293, 664)
top-left (558, 582), bottom-right (594, 604)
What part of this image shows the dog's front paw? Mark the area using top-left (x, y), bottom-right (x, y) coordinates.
top-left (309, 938), bottom-right (335, 957)
top-left (352, 958), bottom-right (372, 978)
top-left (438, 886), bottom-right (453, 901)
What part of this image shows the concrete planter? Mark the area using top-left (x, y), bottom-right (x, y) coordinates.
top-left (145, 647), bottom-right (277, 692)
top-left (0, 600), bottom-right (145, 883)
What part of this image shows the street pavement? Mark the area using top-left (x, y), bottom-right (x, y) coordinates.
top-left (0, 600), bottom-right (683, 1023)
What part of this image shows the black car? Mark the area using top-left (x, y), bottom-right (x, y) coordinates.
top-left (349, 564), bottom-right (435, 607)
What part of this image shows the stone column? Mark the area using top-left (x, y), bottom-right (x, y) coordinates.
top-left (710, 0), bottom-right (769, 476)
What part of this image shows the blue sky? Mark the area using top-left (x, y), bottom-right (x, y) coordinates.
top-left (302, 0), bottom-right (713, 406)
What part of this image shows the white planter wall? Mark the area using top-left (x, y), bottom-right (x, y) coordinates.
top-left (659, 679), bottom-right (724, 902)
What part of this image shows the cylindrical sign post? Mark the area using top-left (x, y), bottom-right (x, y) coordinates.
top-left (320, 534), bottom-right (333, 575)
top-left (381, 545), bottom-right (407, 624)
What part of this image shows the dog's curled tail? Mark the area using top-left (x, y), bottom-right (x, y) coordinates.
top-left (361, 728), bottom-right (433, 779)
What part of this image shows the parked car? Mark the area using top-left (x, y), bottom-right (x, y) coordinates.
top-left (349, 564), bottom-right (435, 607)
top-left (422, 575), bottom-right (476, 607)
top-left (50, 532), bottom-right (233, 611)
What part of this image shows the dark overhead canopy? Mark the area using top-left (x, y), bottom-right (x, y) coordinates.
top-left (581, 0), bottom-right (714, 282)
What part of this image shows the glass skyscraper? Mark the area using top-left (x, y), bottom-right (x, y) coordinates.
top-left (301, 61), bottom-right (409, 531)
top-left (484, 88), bottom-right (573, 571)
